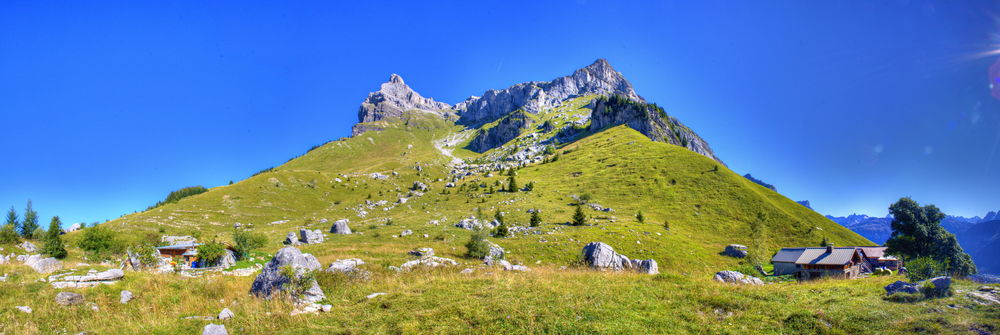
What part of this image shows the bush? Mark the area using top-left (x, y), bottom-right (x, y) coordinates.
top-left (232, 228), bottom-right (267, 261)
top-left (906, 257), bottom-right (947, 282)
top-left (197, 242), bottom-right (227, 267)
top-left (636, 211), bottom-right (645, 224)
top-left (77, 225), bottom-right (125, 260)
top-left (920, 281), bottom-right (952, 299)
top-left (147, 186), bottom-right (209, 210)
top-left (465, 231), bottom-right (491, 259)
top-left (0, 224), bottom-right (19, 244)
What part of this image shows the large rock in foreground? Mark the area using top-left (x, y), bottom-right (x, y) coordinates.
top-left (885, 280), bottom-right (920, 295)
top-left (581, 242), bottom-right (658, 274)
top-left (250, 247), bottom-right (325, 305)
top-left (330, 219), bottom-right (352, 234)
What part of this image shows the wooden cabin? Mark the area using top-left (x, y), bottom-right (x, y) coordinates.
top-left (771, 246), bottom-right (871, 279)
top-left (156, 243), bottom-right (202, 268)
top-left (853, 246), bottom-right (902, 271)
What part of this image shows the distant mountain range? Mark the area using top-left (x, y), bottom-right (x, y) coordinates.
top-left (826, 211), bottom-right (1000, 273)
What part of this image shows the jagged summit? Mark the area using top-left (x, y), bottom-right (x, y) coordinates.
top-left (455, 59), bottom-right (643, 127)
top-left (353, 74), bottom-right (451, 136)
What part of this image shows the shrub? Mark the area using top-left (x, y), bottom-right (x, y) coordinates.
top-left (906, 257), bottom-right (947, 282)
top-left (465, 231), bottom-right (491, 259)
top-left (920, 281), bottom-right (952, 299)
top-left (493, 211), bottom-right (509, 238)
top-left (0, 223), bottom-right (19, 244)
top-left (196, 242), bottom-right (227, 267)
top-left (279, 265), bottom-right (317, 300)
top-left (77, 225), bottom-right (125, 260)
top-left (233, 228), bottom-right (267, 261)
top-left (530, 211), bottom-right (541, 227)
top-left (636, 210), bottom-right (645, 224)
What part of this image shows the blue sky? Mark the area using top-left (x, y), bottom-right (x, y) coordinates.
top-left (2, 1), bottom-right (999, 226)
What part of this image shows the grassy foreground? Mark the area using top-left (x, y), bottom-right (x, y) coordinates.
top-left (1, 261), bottom-right (997, 334)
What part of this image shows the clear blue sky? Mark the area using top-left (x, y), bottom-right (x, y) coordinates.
top-left (2, 1), bottom-right (999, 226)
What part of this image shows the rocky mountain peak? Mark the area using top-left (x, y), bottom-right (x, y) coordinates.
top-left (456, 59), bottom-right (643, 127)
top-left (353, 74), bottom-right (451, 136)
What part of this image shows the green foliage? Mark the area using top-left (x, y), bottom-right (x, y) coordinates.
top-left (41, 216), bottom-right (67, 259)
top-left (0, 222), bottom-right (19, 244)
top-left (507, 175), bottom-right (518, 192)
top-left (572, 204), bottom-right (587, 226)
top-left (906, 257), bottom-right (947, 282)
top-left (196, 242), bottom-right (227, 267)
top-left (885, 291), bottom-right (924, 303)
top-left (232, 228), bottom-right (267, 260)
top-left (465, 230), bottom-right (491, 259)
top-left (530, 211), bottom-right (541, 227)
top-left (525, 181), bottom-right (534, 191)
top-left (20, 200), bottom-right (39, 239)
top-left (885, 197), bottom-right (977, 277)
top-left (578, 193), bottom-right (593, 203)
top-left (5, 206), bottom-right (18, 229)
top-left (493, 210), bottom-right (509, 238)
top-left (821, 236), bottom-right (829, 247)
top-left (636, 210), bottom-right (645, 224)
top-left (148, 186), bottom-right (209, 210)
top-left (279, 265), bottom-right (317, 300)
top-left (77, 225), bottom-right (124, 260)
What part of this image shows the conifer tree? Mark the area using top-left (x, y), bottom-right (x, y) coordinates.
top-left (493, 210), bottom-right (509, 237)
top-left (20, 200), bottom-right (39, 239)
top-left (530, 211), bottom-right (541, 227)
top-left (508, 175), bottom-right (518, 192)
top-left (636, 210), bottom-right (645, 224)
top-left (42, 216), bottom-right (67, 259)
top-left (572, 204), bottom-right (587, 226)
top-left (5, 206), bottom-right (17, 230)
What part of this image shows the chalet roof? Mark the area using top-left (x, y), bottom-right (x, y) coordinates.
top-left (156, 243), bottom-right (201, 250)
top-left (771, 247), bottom-right (864, 265)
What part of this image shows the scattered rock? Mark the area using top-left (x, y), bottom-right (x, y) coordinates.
top-left (26, 256), bottom-right (63, 274)
top-left (55, 292), bottom-right (85, 306)
top-left (460, 268), bottom-right (474, 274)
top-left (299, 229), bottom-right (325, 244)
top-left (713, 271), bottom-right (764, 285)
top-left (203, 323), bottom-right (228, 335)
top-left (400, 230), bottom-right (413, 236)
top-left (161, 235), bottom-right (197, 245)
top-left (250, 247), bottom-right (326, 305)
top-left (926, 276), bottom-right (952, 296)
top-left (412, 181), bottom-right (428, 192)
top-left (581, 242), bottom-right (659, 274)
top-left (50, 268), bottom-right (124, 288)
top-left (218, 308), bottom-right (234, 320)
top-left (283, 232), bottom-right (301, 246)
top-left (120, 290), bottom-right (133, 304)
top-left (18, 241), bottom-right (38, 253)
top-left (398, 256), bottom-right (458, 271)
top-left (408, 248), bottom-right (434, 257)
top-left (321, 304), bottom-right (333, 312)
top-left (723, 244), bottom-right (748, 258)
top-left (326, 258), bottom-right (371, 280)
top-left (885, 280), bottom-right (920, 295)
top-left (16, 305), bottom-right (31, 313)
top-left (330, 219), bottom-right (352, 234)
top-left (366, 292), bottom-right (387, 299)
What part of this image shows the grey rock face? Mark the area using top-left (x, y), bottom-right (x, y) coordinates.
top-left (203, 323), bottom-right (228, 335)
top-left (55, 292), bottom-right (84, 306)
top-left (467, 110), bottom-right (532, 153)
top-left (581, 242), bottom-right (659, 274)
top-left (119, 290), bottom-right (133, 304)
top-left (398, 256), bottom-right (458, 271)
top-left (18, 241), bottom-right (37, 253)
top-left (588, 95), bottom-right (721, 163)
top-left (249, 247), bottom-right (325, 305)
top-left (457, 59), bottom-right (643, 127)
top-left (885, 280), bottom-right (920, 295)
top-left (408, 248), bottom-right (434, 258)
top-left (299, 229), bottom-right (325, 244)
top-left (723, 244), bottom-right (748, 259)
top-left (218, 250), bottom-right (237, 269)
top-left (161, 235), bottom-right (196, 245)
top-left (353, 74), bottom-right (452, 136)
top-left (927, 276), bottom-right (952, 296)
top-left (327, 258), bottom-right (365, 273)
top-left (27, 256), bottom-right (62, 274)
top-left (283, 232), bottom-right (301, 246)
top-left (713, 271), bottom-right (764, 285)
top-left (330, 219), bottom-right (352, 234)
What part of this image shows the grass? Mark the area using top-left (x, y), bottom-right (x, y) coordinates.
top-left (19, 100), bottom-right (989, 333)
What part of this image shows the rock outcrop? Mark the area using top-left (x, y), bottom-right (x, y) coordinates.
top-left (250, 247), bottom-right (325, 305)
top-left (353, 74), bottom-right (451, 136)
top-left (203, 324), bottom-right (228, 335)
top-left (713, 271), bottom-right (764, 285)
top-left (457, 59), bottom-right (643, 127)
top-left (49, 268), bottom-right (124, 288)
top-left (330, 219), bottom-right (352, 234)
top-left (25, 255), bottom-right (62, 274)
top-left (55, 292), bottom-right (84, 306)
top-left (581, 242), bottom-right (658, 274)
top-left (722, 244), bottom-right (748, 259)
top-left (588, 95), bottom-right (721, 163)
top-left (467, 110), bottom-right (532, 153)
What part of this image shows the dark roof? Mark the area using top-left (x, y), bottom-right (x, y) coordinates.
top-left (771, 247), bottom-right (865, 265)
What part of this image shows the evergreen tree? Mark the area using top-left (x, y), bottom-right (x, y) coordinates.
top-left (572, 204), bottom-right (587, 226)
top-left (20, 200), bottom-right (39, 239)
top-left (5, 206), bottom-right (17, 228)
top-left (508, 175), bottom-right (518, 192)
top-left (42, 216), bottom-right (67, 259)
top-left (525, 181), bottom-right (534, 191)
top-left (820, 236), bottom-right (830, 247)
top-left (663, 220), bottom-right (670, 231)
top-left (530, 211), bottom-right (541, 227)
top-left (885, 197), bottom-right (977, 276)
top-left (493, 210), bottom-right (508, 237)
top-left (636, 210), bottom-right (645, 224)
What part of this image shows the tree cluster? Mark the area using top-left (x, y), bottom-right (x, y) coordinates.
top-left (885, 197), bottom-right (976, 277)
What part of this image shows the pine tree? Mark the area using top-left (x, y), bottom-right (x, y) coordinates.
top-left (663, 220), bottom-right (670, 231)
top-left (820, 236), bottom-right (829, 247)
top-left (507, 175), bottom-right (518, 192)
top-left (493, 210), bottom-right (508, 237)
top-left (42, 216), bottom-right (67, 259)
top-left (572, 204), bottom-right (587, 226)
top-left (530, 211), bottom-right (541, 227)
top-left (525, 181), bottom-right (535, 191)
top-left (20, 200), bottom-right (39, 239)
top-left (636, 210), bottom-right (645, 224)
top-left (5, 206), bottom-right (18, 229)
